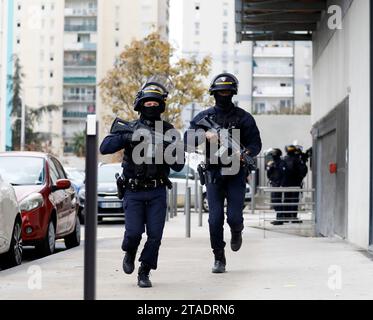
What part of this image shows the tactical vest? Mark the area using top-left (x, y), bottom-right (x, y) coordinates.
top-left (122, 119), bottom-right (172, 180)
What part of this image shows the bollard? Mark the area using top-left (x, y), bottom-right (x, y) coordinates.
top-left (198, 185), bottom-right (203, 227)
top-left (173, 183), bottom-right (178, 217)
top-left (84, 115), bottom-right (98, 300)
top-left (194, 172), bottom-right (199, 213)
top-left (185, 187), bottom-right (191, 238)
top-left (250, 170), bottom-right (256, 215)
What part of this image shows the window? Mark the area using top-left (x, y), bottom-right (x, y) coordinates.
top-left (50, 36), bottom-right (54, 46)
top-left (52, 158), bottom-right (67, 179)
top-left (50, 53), bottom-right (54, 61)
top-left (48, 159), bottom-right (59, 184)
top-left (194, 22), bottom-right (200, 36)
top-left (115, 22), bottom-right (120, 31)
top-left (50, 71), bottom-right (54, 78)
top-left (17, 21), bottom-right (21, 28)
top-left (40, 51), bottom-right (45, 61)
top-left (41, 4), bottom-right (45, 10)
top-left (195, 3), bottom-right (200, 10)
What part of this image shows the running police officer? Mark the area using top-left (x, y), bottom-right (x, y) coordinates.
top-left (100, 80), bottom-right (184, 288)
top-left (265, 148), bottom-right (287, 225)
top-left (185, 73), bottom-right (262, 273)
top-left (282, 145), bottom-right (308, 222)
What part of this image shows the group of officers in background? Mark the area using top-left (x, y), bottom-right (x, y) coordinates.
top-left (265, 145), bottom-right (312, 226)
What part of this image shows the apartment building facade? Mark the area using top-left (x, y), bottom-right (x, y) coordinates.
top-left (252, 41), bottom-right (311, 115)
top-left (6, 0), bottom-right (169, 155)
top-left (179, 0), bottom-right (311, 128)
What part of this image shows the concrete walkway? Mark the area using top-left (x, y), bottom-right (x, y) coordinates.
top-left (0, 212), bottom-right (373, 300)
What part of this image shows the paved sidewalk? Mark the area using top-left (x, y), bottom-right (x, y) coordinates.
top-left (0, 212), bottom-right (373, 300)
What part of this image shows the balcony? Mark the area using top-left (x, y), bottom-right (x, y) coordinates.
top-left (253, 46), bottom-right (294, 58)
top-left (63, 110), bottom-right (88, 119)
top-left (253, 87), bottom-right (293, 98)
top-left (64, 76), bottom-right (96, 85)
top-left (64, 8), bottom-right (97, 17)
top-left (63, 95), bottom-right (96, 102)
top-left (64, 42), bottom-right (97, 51)
top-left (64, 24), bottom-right (97, 32)
top-left (253, 67), bottom-right (294, 78)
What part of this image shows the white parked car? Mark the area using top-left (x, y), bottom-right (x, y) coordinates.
top-left (169, 165), bottom-right (252, 212)
top-left (0, 174), bottom-right (22, 268)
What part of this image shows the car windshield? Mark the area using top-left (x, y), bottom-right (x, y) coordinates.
top-left (98, 165), bottom-right (121, 183)
top-left (0, 157), bottom-right (45, 186)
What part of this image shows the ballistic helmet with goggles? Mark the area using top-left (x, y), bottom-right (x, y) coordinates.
top-left (209, 73), bottom-right (239, 96)
top-left (134, 81), bottom-right (169, 112)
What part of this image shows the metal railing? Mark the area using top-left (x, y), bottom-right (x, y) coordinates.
top-left (256, 185), bottom-right (316, 238)
top-left (64, 24), bottom-right (97, 32)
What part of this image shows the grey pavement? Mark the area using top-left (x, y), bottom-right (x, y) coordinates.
top-left (0, 211), bottom-right (373, 300)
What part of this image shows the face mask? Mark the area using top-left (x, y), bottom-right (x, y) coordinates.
top-left (141, 106), bottom-right (162, 120)
top-left (214, 94), bottom-right (233, 109)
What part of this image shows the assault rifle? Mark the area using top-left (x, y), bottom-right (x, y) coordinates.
top-left (110, 117), bottom-right (175, 147)
top-left (196, 116), bottom-right (257, 171)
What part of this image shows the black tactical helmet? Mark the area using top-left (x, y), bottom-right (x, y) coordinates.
top-left (265, 148), bottom-right (282, 158)
top-left (209, 73), bottom-right (239, 96)
top-left (134, 81), bottom-right (169, 112)
top-left (285, 145), bottom-right (297, 154)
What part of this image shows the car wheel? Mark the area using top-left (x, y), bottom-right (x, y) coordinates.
top-left (36, 220), bottom-right (56, 257)
top-left (0, 219), bottom-right (23, 268)
top-left (64, 216), bottom-right (81, 249)
top-left (202, 193), bottom-right (209, 212)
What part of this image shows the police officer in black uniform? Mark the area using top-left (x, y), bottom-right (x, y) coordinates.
top-left (100, 81), bottom-right (184, 288)
top-left (265, 148), bottom-right (287, 225)
top-left (185, 73), bottom-right (262, 273)
top-left (282, 145), bottom-right (308, 222)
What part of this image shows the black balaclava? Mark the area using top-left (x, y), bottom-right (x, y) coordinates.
top-left (214, 93), bottom-right (234, 111)
top-left (140, 100), bottom-right (162, 121)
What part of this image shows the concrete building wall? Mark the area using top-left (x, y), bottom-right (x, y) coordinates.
top-left (294, 41), bottom-right (312, 109)
top-left (312, 0), bottom-right (370, 248)
top-left (255, 115), bottom-right (312, 153)
top-left (181, 0), bottom-right (252, 114)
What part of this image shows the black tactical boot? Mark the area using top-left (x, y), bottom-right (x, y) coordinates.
top-left (138, 263), bottom-right (152, 288)
top-left (212, 250), bottom-right (226, 274)
top-left (230, 229), bottom-right (243, 252)
top-left (122, 251), bottom-right (136, 275)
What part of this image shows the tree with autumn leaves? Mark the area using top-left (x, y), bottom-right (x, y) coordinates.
top-left (99, 32), bottom-right (212, 129)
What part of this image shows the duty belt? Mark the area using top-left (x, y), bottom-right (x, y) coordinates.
top-left (125, 178), bottom-right (167, 191)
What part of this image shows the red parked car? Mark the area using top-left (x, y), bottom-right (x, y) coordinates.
top-left (0, 152), bottom-right (80, 256)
